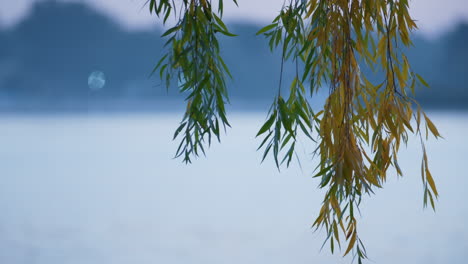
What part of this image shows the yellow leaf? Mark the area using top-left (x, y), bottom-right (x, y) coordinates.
top-left (424, 113), bottom-right (441, 138)
top-left (344, 231), bottom-right (357, 256)
top-left (426, 168), bottom-right (439, 197)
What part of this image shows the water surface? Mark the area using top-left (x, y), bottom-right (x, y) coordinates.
top-left (0, 112), bottom-right (466, 263)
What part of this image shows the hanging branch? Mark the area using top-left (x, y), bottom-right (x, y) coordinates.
top-left (149, 0), bottom-right (440, 262)
top-left (149, 0), bottom-right (237, 163)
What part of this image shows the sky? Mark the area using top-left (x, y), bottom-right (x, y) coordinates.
top-left (1, 0), bottom-right (468, 38)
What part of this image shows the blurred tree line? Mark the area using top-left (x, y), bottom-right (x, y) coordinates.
top-left (0, 0), bottom-right (466, 109)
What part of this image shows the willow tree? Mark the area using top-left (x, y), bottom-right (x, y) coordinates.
top-left (148, 0), bottom-right (440, 262)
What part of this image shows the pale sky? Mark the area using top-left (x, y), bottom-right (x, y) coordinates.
top-left (1, 0), bottom-right (467, 37)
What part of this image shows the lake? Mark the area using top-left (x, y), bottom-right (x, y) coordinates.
top-left (0, 112), bottom-right (467, 264)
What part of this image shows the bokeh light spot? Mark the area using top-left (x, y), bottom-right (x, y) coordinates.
top-left (88, 71), bottom-right (106, 90)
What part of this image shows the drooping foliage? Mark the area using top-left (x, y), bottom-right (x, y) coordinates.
top-left (149, 0), bottom-right (237, 163)
top-left (148, 0), bottom-right (440, 262)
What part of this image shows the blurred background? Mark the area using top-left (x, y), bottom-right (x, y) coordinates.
top-left (0, 0), bottom-right (467, 263)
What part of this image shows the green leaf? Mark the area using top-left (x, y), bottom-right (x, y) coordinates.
top-left (313, 164), bottom-right (333, 178)
top-left (257, 112), bottom-right (277, 137)
top-left (256, 23), bottom-right (278, 35)
top-left (416, 74), bottom-right (429, 87)
top-left (213, 13), bottom-right (228, 31)
top-left (217, 29), bottom-right (237, 37)
top-left (161, 25), bottom-right (180, 37)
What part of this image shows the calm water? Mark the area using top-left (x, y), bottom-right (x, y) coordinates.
top-left (0, 112), bottom-right (467, 264)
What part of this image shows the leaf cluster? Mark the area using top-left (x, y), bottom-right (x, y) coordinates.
top-left (255, 1), bottom-right (441, 262)
top-left (149, 0), bottom-right (237, 163)
top-left (149, 0), bottom-right (440, 262)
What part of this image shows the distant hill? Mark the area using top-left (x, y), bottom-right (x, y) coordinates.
top-left (0, 0), bottom-right (467, 110)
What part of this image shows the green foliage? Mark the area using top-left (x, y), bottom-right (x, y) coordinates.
top-left (149, 0), bottom-right (237, 163)
top-left (149, 0), bottom-right (440, 262)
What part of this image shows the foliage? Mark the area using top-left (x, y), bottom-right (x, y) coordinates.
top-left (148, 0), bottom-right (440, 262)
top-left (149, 0), bottom-right (237, 163)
